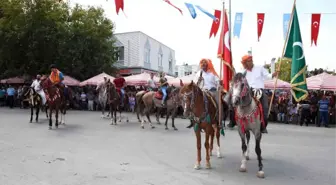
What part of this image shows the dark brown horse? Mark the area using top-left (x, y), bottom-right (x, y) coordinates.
top-left (41, 77), bottom-right (67, 130)
top-left (106, 81), bottom-right (129, 125)
top-left (180, 81), bottom-right (228, 169)
top-left (136, 86), bottom-right (181, 130)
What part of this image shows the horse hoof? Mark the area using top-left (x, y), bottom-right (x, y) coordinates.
top-left (257, 171), bottom-right (265, 178)
top-left (205, 163), bottom-right (211, 169)
top-left (165, 127), bottom-right (168, 130)
top-left (119, 120), bottom-right (121, 122)
top-left (217, 153), bottom-right (222, 158)
top-left (48, 127), bottom-right (52, 130)
top-left (126, 120), bottom-right (129, 122)
top-left (239, 167), bottom-right (247, 172)
top-left (141, 126), bottom-right (144, 129)
top-left (194, 164), bottom-right (201, 170)
top-left (209, 152), bottom-right (213, 156)
top-left (246, 156), bottom-right (250, 160)
top-left (151, 126), bottom-right (155, 129)
top-left (157, 122), bottom-right (161, 125)
top-left (30, 121), bottom-right (32, 123)
top-left (174, 127), bottom-right (178, 131)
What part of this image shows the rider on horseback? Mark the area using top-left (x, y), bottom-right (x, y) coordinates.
top-left (147, 73), bottom-right (157, 91)
top-left (113, 73), bottom-right (126, 106)
top-left (159, 72), bottom-right (168, 107)
top-left (228, 54), bottom-right (278, 133)
top-left (31, 74), bottom-right (46, 105)
top-left (49, 64), bottom-right (67, 100)
top-left (194, 59), bottom-right (222, 119)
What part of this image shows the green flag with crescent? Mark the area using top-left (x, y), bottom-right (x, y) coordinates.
top-left (284, 5), bottom-right (308, 102)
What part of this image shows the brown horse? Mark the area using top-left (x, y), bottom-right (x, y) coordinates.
top-left (136, 87), bottom-right (181, 130)
top-left (106, 81), bottom-right (129, 125)
top-left (180, 81), bottom-right (225, 169)
top-left (41, 77), bottom-right (67, 130)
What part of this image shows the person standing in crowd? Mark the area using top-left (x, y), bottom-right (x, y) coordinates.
top-left (0, 87), bottom-right (5, 106)
top-left (6, 85), bottom-right (16, 108)
top-left (80, 91), bottom-right (87, 110)
top-left (318, 95), bottom-right (329, 127)
top-left (128, 93), bottom-right (136, 113)
top-left (87, 91), bottom-right (94, 111)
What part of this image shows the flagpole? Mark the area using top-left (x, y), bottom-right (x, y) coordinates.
top-left (267, 0), bottom-right (297, 117)
top-left (218, 0), bottom-right (225, 130)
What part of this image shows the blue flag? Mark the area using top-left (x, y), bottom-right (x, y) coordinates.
top-left (184, 3), bottom-right (197, 19)
top-left (195, 5), bottom-right (216, 20)
top-left (233, 12), bottom-right (243, 38)
top-left (283, 13), bottom-right (291, 40)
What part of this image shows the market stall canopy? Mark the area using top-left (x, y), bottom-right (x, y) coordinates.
top-left (307, 72), bottom-right (336, 90)
top-left (0, 77), bottom-right (25, 84)
top-left (63, 75), bottom-right (80, 86)
top-left (264, 79), bottom-right (291, 90)
top-left (125, 73), bottom-right (160, 86)
top-left (79, 72), bottom-right (114, 86)
top-left (168, 74), bottom-right (196, 87)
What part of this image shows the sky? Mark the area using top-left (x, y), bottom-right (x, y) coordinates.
top-left (70, 0), bottom-right (336, 73)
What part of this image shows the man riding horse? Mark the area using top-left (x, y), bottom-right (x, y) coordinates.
top-left (147, 73), bottom-right (157, 91)
top-left (31, 74), bottom-right (46, 106)
top-left (113, 73), bottom-right (126, 106)
top-left (159, 72), bottom-right (169, 107)
top-left (227, 55), bottom-right (278, 133)
top-left (193, 59), bottom-right (222, 119)
top-left (49, 64), bottom-right (69, 102)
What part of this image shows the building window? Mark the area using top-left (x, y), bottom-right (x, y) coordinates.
top-left (118, 46), bottom-right (124, 61)
top-left (158, 53), bottom-right (163, 67)
top-left (144, 48), bottom-right (150, 63)
top-left (168, 59), bottom-right (172, 71)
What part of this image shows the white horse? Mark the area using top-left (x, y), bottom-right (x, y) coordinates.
top-left (97, 81), bottom-right (109, 118)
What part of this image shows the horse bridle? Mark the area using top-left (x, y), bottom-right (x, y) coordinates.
top-left (182, 84), bottom-right (199, 112)
top-left (232, 79), bottom-right (252, 107)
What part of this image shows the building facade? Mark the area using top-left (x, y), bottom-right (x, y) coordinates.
top-left (114, 31), bottom-right (176, 76)
top-left (174, 63), bottom-right (199, 77)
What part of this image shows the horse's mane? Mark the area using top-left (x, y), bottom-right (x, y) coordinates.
top-left (233, 72), bottom-right (245, 82)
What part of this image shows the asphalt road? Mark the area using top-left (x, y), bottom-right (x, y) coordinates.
top-left (0, 108), bottom-right (335, 185)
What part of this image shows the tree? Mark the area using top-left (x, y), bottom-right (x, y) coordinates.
top-left (275, 58), bottom-right (291, 82)
top-left (0, 0), bottom-right (117, 80)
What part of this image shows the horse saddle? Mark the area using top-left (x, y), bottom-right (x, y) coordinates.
top-left (251, 88), bottom-right (263, 102)
top-left (203, 90), bottom-right (218, 110)
top-left (154, 87), bottom-right (172, 100)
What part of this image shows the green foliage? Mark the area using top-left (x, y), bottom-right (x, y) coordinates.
top-left (0, 0), bottom-right (117, 80)
top-left (275, 58), bottom-right (291, 82)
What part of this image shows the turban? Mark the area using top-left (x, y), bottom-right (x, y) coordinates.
top-left (241, 55), bottom-right (253, 63)
top-left (199, 58), bottom-right (219, 77)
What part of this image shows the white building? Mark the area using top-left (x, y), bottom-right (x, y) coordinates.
top-left (114, 31), bottom-right (176, 76)
top-left (175, 63), bottom-right (199, 77)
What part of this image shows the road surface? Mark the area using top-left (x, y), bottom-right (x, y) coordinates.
top-left (0, 108), bottom-right (335, 185)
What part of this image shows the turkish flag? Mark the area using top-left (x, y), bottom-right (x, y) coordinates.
top-left (209, 10), bottom-right (221, 38)
top-left (217, 10), bottom-right (233, 92)
top-left (115, 0), bottom-right (124, 15)
top-left (311, 14), bottom-right (321, 46)
top-left (257, 13), bottom-right (265, 41)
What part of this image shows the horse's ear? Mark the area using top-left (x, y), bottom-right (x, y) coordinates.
top-left (180, 79), bottom-right (184, 87)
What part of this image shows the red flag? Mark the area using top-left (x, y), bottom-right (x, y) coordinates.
top-left (209, 10), bottom-right (221, 38)
top-left (217, 10), bottom-right (233, 92)
top-left (311, 14), bottom-right (321, 46)
top-left (115, 0), bottom-right (124, 15)
top-left (257, 13), bottom-right (265, 41)
top-left (163, 0), bottom-right (183, 15)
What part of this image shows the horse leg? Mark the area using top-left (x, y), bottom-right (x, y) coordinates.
top-left (255, 134), bottom-right (264, 178)
top-left (114, 106), bottom-right (117, 124)
top-left (239, 131), bottom-right (248, 172)
top-left (209, 126), bottom-right (214, 157)
top-left (36, 106), bottom-right (40, 122)
top-left (215, 125), bottom-right (222, 158)
top-left (55, 109), bottom-right (59, 129)
top-left (164, 111), bottom-right (170, 130)
top-left (145, 107), bottom-right (154, 129)
top-left (245, 131), bottom-right (251, 160)
top-left (62, 108), bottom-right (66, 125)
top-left (156, 108), bottom-right (161, 124)
top-left (30, 105), bottom-right (33, 123)
top-left (118, 108), bottom-right (122, 122)
top-left (110, 104), bottom-right (114, 125)
top-left (205, 126), bottom-right (211, 169)
top-left (48, 109), bottom-right (52, 130)
top-left (45, 106), bottom-right (48, 118)
top-left (194, 128), bottom-right (202, 170)
top-left (171, 110), bottom-right (178, 131)
top-left (101, 104), bottom-right (105, 118)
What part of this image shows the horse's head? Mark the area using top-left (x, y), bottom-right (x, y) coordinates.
top-left (41, 76), bottom-right (52, 90)
top-left (180, 80), bottom-right (199, 117)
top-left (231, 73), bottom-right (250, 107)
